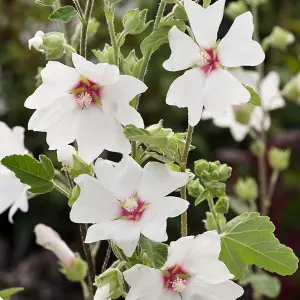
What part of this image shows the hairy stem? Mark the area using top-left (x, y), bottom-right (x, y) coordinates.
top-left (265, 170), bottom-right (279, 215)
top-left (180, 125), bottom-right (194, 237)
top-left (101, 245), bottom-right (112, 273)
top-left (80, 0), bottom-right (95, 58)
top-left (207, 195), bottom-right (222, 234)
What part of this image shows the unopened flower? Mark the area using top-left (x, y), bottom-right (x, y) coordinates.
top-left (94, 284), bottom-right (111, 300)
top-left (34, 223), bottom-right (75, 266)
top-left (203, 70), bottom-right (284, 140)
top-left (164, 0), bottom-right (265, 126)
top-left (0, 122), bottom-right (29, 222)
top-left (70, 155), bottom-right (189, 257)
top-left (124, 231), bottom-right (244, 300)
top-left (28, 31), bottom-right (45, 52)
top-left (57, 145), bottom-right (76, 168)
top-left (25, 53), bottom-right (147, 162)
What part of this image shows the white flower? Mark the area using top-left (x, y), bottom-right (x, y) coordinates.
top-left (124, 231), bottom-right (244, 300)
top-left (94, 284), bottom-right (111, 300)
top-left (70, 155), bottom-right (189, 257)
top-left (28, 31), bottom-right (44, 52)
top-left (34, 223), bottom-right (75, 266)
top-left (0, 122), bottom-right (29, 222)
top-left (203, 70), bottom-right (285, 140)
top-left (25, 53), bottom-right (147, 162)
top-left (57, 145), bottom-right (76, 168)
top-left (164, 0), bottom-right (265, 126)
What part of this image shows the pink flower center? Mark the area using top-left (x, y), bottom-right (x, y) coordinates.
top-left (72, 77), bottom-right (102, 109)
top-left (162, 265), bottom-right (190, 293)
top-left (119, 196), bottom-right (149, 221)
top-left (201, 48), bottom-right (220, 75)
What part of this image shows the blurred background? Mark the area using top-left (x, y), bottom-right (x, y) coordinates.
top-left (1, 0), bottom-right (300, 299)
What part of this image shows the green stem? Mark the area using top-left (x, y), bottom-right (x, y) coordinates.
top-left (53, 180), bottom-right (69, 198)
top-left (104, 4), bottom-right (119, 66)
top-left (73, 0), bottom-right (84, 20)
top-left (80, 280), bottom-right (90, 300)
top-left (180, 125), bottom-right (194, 237)
top-left (101, 245), bottom-right (112, 272)
top-left (207, 195), bottom-right (222, 234)
top-left (80, 0), bottom-right (95, 58)
top-left (265, 170), bottom-right (279, 215)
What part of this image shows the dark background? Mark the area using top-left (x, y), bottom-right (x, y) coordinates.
top-left (1, 0), bottom-right (300, 299)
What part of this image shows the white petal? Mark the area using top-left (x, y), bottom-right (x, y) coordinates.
top-left (8, 187), bottom-right (28, 223)
top-left (102, 75), bottom-right (147, 106)
top-left (218, 12), bottom-right (265, 67)
top-left (249, 107), bottom-right (271, 132)
top-left (201, 109), bottom-right (213, 121)
top-left (95, 155), bottom-right (142, 199)
top-left (183, 278), bottom-right (244, 300)
top-left (57, 145), bottom-right (76, 168)
top-left (260, 71), bottom-right (285, 111)
top-left (160, 196), bottom-right (189, 218)
top-left (12, 126), bottom-right (26, 150)
top-left (76, 108), bottom-right (131, 163)
top-left (70, 175), bottom-right (119, 223)
top-left (138, 162), bottom-right (188, 200)
top-left (28, 95), bottom-right (77, 131)
top-left (163, 26), bottom-right (201, 72)
top-left (113, 104), bottom-right (144, 128)
top-left (46, 109), bottom-right (80, 150)
top-left (229, 121), bottom-right (249, 142)
top-left (229, 68), bottom-right (259, 91)
top-left (41, 61), bottom-right (80, 89)
top-left (141, 217), bottom-right (168, 242)
top-left (184, 0), bottom-right (225, 49)
top-left (85, 220), bottom-right (141, 257)
top-left (203, 69), bottom-right (250, 117)
top-left (72, 53), bottom-right (120, 86)
top-left (166, 68), bottom-right (205, 126)
top-left (124, 265), bottom-right (165, 300)
top-left (94, 284), bottom-right (110, 300)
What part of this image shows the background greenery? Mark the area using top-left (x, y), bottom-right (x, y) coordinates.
top-left (0, 0), bottom-right (300, 299)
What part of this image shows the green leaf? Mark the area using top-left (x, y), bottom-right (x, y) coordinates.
top-left (140, 20), bottom-right (186, 55)
top-left (0, 287), bottom-right (24, 299)
top-left (49, 5), bottom-right (77, 23)
top-left (243, 84), bottom-right (262, 106)
top-left (139, 236), bottom-right (168, 268)
top-left (1, 154), bottom-right (55, 194)
top-left (240, 273), bottom-right (281, 299)
top-left (220, 212), bottom-right (299, 279)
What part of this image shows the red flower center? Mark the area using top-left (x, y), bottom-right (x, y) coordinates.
top-left (119, 196), bottom-right (148, 221)
top-left (162, 265), bottom-right (190, 293)
top-left (201, 48), bottom-right (219, 75)
top-left (72, 77), bottom-right (102, 109)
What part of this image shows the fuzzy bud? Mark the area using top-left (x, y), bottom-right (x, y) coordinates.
top-left (194, 159), bottom-right (209, 176)
top-left (263, 26), bottom-right (295, 51)
top-left (218, 164), bottom-right (232, 182)
top-left (225, 1), bottom-right (247, 19)
top-left (268, 147), bottom-right (291, 171)
top-left (187, 179), bottom-right (205, 198)
top-left (57, 145), bottom-right (76, 169)
top-left (34, 224), bottom-right (75, 266)
top-left (234, 177), bottom-right (258, 202)
top-left (42, 32), bottom-right (67, 60)
top-left (214, 197), bottom-right (230, 214)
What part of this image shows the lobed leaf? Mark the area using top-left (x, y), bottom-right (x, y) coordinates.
top-left (49, 5), bottom-right (77, 23)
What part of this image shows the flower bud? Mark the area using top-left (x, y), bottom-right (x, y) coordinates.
top-left (234, 177), bottom-right (258, 202)
top-left (208, 161), bottom-right (221, 172)
top-left (28, 31), bottom-right (45, 52)
top-left (211, 170), bottom-right (220, 181)
top-left (204, 212), bottom-right (226, 231)
top-left (206, 181), bottom-right (226, 197)
top-left (123, 9), bottom-right (141, 34)
top-left (95, 268), bottom-right (124, 299)
top-left (57, 145), bottom-right (76, 169)
top-left (122, 49), bottom-right (139, 76)
top-left (268, 147), bottom-right (291, 171)
top-left (214, 196), bottom-right (230, 214)
top-left (60, 253), bottom-right (88, 282)
top-left (225, 0), bottom-right (247, 19)
top-left (42, 32), bottom-right (67, 60)
top-left (263, 26), bottom-right (295, 50)
top-left (218, 164), bottom-right (232, 181)
top-left (282, 75), bottom-right (300, 104)
top-left (194, 159), bottom-right (209, 176)
top-left (187, 179), bottom-right (205, 198)
top-left (34, 224), bottom-right (75, 266)
top-left (93, 44), bottom-right (115, 65)
top-left (234, 104), bottom-right (252, 125)
top-left (200, 170), bottom-right (212, 183)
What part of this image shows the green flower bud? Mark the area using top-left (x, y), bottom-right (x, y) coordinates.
top-left (122, 49), bottom-right (139, 75)
top-left (268, 147), bottom-right (291, 171)
top-left (194, 159), bottom-right (209, 176)
top-left (95, 268), bottom-right (125, 299)
top-left (234, 104), bottom-right (253, 125)
top-left (60, 253), bottom-right (88, 282)
top-left (123, 9), bottom-right (141, 34)
top-left (234, 177), bottom-right (258, 202)
top-left (42, 32), bottom-right (66, 60)
top-left (212, 170), bottom-right (220, 181)
top-left (218, 164), bottom-right (232, 182)
top-left (206, 181), bottom-right (226, 197)
top-left (208, 161), bottom-right (221, 172)
top-left (250, 140), bottom-right (265, 157)
top-left (35, 0), bottom-right (56, 6)
top-left (214, 196), bottom-right (230, 214)
top-left (187, 179), bottom-right (205, 198)
top-left (93, 44), bottom-right (115, 64)
top-left (201, 170), bottom-right (212, 182)
top-left (282, 75), bottom-right (300, 104)
top-left (225, 0), bottom-right (247, 20)
top-left (204, 212), bottom-right (226, 231)
top-left (263, 26), bottom-right (295, 51)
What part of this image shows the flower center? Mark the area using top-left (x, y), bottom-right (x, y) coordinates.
top-left (72, 76), bottom-right (102, 109)
top-left (119, 195), bottom-right (149, 221)
top-left (162, 265), bottom-right (190, 293)
top-left (201, 48), bottom-right (220, 75)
